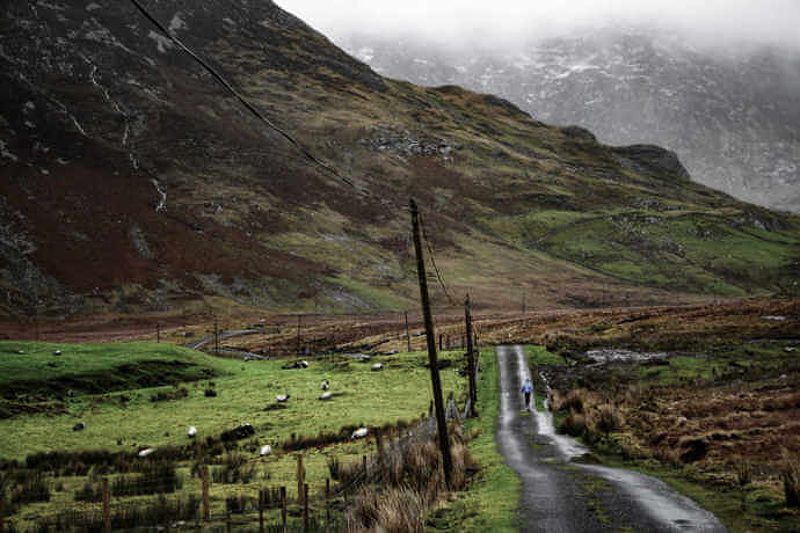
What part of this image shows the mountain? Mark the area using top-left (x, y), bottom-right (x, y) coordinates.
top-left (339, 29), bottom-right (800, 213)
top-left (1, 2), bottom-right (798, 318)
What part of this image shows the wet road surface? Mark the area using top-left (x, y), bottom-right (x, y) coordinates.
top-left (496, 345), bottom-right (726, 532)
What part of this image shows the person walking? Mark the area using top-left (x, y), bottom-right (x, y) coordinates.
top-left (521, 377), bottom-right (534, 409)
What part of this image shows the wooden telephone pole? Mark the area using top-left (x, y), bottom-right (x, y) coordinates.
top-left (410, 198), bottom-right (452, 488)
top-left (464, 294), bottom-right (477, 417)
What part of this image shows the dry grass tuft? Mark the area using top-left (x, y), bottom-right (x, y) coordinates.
top-left (781, 451), bottom-right (800, 508)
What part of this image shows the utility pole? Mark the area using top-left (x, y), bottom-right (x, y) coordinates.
top-left (410, 198), bottom-right (452, 488)
top-left (156, 322), bottom-right (161, 344)
top-left (404, 310), bottom-right (412, 352)
top-left (464, 294), bottom-right (477, 417)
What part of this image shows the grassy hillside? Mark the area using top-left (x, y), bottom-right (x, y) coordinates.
top-left (1, 1), bottom-right (798, 319)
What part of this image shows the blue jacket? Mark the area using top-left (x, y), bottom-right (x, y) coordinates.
top-left (521, 381), bottom-right (533, 394)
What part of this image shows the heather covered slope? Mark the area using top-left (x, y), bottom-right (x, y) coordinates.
top-left (1, 1), bottom-right (798, 318)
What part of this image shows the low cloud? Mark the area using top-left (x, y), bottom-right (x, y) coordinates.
top-left (276, 0), bottom-right (800, 50)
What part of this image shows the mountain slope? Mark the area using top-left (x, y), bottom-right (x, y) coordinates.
top-left (1, 1), bottom-right (798, 318)
top-left (340, 30), bottom-right (800, 213)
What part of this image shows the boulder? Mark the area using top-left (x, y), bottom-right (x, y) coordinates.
top-left (221, 423), bottom-right (256, 442)
top-left (72, 422), bottom-right (86, 432)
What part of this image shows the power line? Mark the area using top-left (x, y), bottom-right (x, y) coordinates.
top-left (128, 0), bottom-right (357, 190)
top-left (418, 210), bottom-right (457, 306)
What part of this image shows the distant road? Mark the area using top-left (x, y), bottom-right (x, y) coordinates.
top-left (495, 345), bottom-right (726, 532)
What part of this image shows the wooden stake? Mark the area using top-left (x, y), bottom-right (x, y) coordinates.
top-left (214, 319), bottom-right (219, 355)
top-left (410, 198), bottom-right (452, 488)
top-left (258, 489), bottom-right (265, 533)
top-left (201, 465), bottom-right (210, 521)
top-left (465, 294), bottom-right (477, 417)
top-left (297, 455), bottom-right (305, 505)
top-left (102, 477), bottom-right (110, 533)
top-left (404, 310), bottom-right (412, 352)
top-left (303, 483), bottom-right (309, 532)
top-left (280, 486), bottom-right (287, 533)
top-left (325, 478), bottom-right (331, 530)
top-left (375, 428), bottom-right (386, 477)
top-left (296, 315), bottom-right (302, 355)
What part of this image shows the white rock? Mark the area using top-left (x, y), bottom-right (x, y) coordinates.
top-left (351, 427), bottom-right (368, 439)
top-left (138, 448), bottom-right (156, 458)
top-left (187, 426), bottom-right (197, 438)
top-left (260, 445), bottom-right (273, 456)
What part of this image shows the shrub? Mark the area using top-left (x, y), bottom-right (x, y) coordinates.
top-left (782, 453), bottom-right (800, 508)
top-left (10, 470), bottom-right (50, 504)
top-left (590, 404), bottom-right (624, 435)
top-left (558, 413), bottom-right (586, 437)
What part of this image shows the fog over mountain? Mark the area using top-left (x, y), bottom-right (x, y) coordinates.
top-left (279, 1), bottom-right (800, 212)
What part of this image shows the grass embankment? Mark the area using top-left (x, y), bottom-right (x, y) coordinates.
top-left (0, 341), bottom-right (466, 529)
top-left (429, 348), bottom-right (520, 532)
top-left (539, 341), bottom-right (800, 532)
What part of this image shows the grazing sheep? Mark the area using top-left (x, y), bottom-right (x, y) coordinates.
top-left (299, 360), bottom-right (309, 368)
top-left (138, 448), bottom-right (156, 458)
top-left (53, 349), bottom-right (62, 356)
top-left (259, 445), bottom-right (272, 456)
top-left (276, 394), bottom-right (290, 403)
top-left (321, 379), bottom-right (330, 391)
top-left (72, 422), bottom-right (85, 432)
top-left (371, 363), bottom-right (384, 371)
top-left (319, 392), bottom-right (332, 401)
top-left (187, 426), bottom-right (197, 438)
top-left (351, 427), bottom-right (368, 439)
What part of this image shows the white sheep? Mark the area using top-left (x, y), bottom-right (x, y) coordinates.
top-left (371, 363), bottom-right (384, 371)
top-left (187, 426), bottom-right (197, 438)
top-left (276, 394), bottom-right (290, 403)
top-left (321, 380), bottom-right (330, 391)
top-left (319, 392), bottom-right (332, 401)
top-left (138, 448), bottom-right (156, 458)
top-left (351, 427), bottom-right (368, 439)
top-left (259, 445), bottom-right (273, 456)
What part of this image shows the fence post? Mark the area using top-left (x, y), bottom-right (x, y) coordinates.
top-left (404, 310), bottom-right (412, 352)
top-left (375, 428), bottom-right (386, 478)
top-left (296, 455), bottom-right (305, 505)
top-left (258, 489), bottom-right (265, 533)
top-left (325, 478), bottom-right (331, 531)
top-left (226, 512), bottom-right (232, 533)
top-left (280, 486), bottom-right (287, 533)
top-left (102, 477), bottom-right (110, 533)
top-left (201, 465), bottom-right (210, 521)
top-left (303, 483), bottom-right (309, 533)
top-left (362, 455), bottom-right (367, 477)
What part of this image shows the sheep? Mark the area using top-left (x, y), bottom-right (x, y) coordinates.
top-left (298, 360), bottom-right (309, 368)
top-left (319, 392), bottom-right (333, 401)
top-left (259, 445), bottom-right (273, 456)
top-left (53, 349), bottom-right (62, 356)
top-left (321, 379), bottom-right (330, 391)
top-left (276, 394), bottom-right (290, 403)
top-left (138, 448), bottom-right (156, 458)
top-left (187, 426), bottom-right (197, 438)
top-left (351, 427), bottom-right (368, 439)
top-left (371, 363), bottom-right (384, 371)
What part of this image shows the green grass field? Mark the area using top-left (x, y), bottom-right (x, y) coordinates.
top-left (0, 341), bottom-right (468, 529)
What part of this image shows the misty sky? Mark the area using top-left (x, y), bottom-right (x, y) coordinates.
top-left (275, 0), bottom-right (800, 50)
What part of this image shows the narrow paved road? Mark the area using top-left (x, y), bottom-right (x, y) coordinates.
top-left (496, 345), bottom-right (725, 532)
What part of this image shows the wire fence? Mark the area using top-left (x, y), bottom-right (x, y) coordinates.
top-left (17, 396), bottom-right (467, 533)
